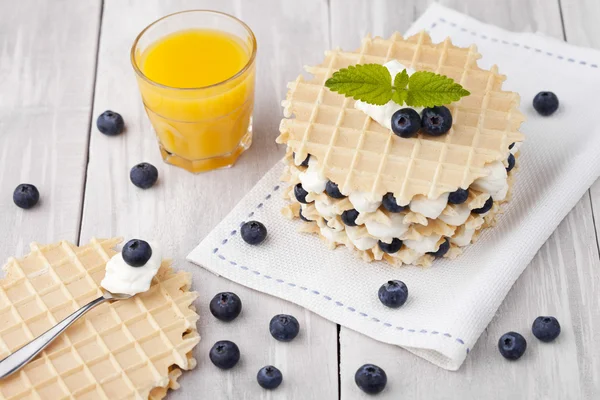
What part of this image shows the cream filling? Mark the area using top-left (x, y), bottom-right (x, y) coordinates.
top-left (409, 193), bottom-right (449, 219)
top-left (314, 199), bottom-right (337, 219)
top-left (299, 157), bottom-right (327, 194)
top-left (364, 213), bottom-right (409, 242)
top-left (349, 191), bottom-right (382, 213)
top-left (403, 234), bottom-right (442, 254)
top-left (320, 225), bottom-right (347, 243)
top-left (346, 227), bottom-right (378, 250)
top-left (451, 226), bottom-right (476, 247)
top-left (510, 142), bottom-right (522, 155)
top-left (438, 203), bottom-right (471, 226)
top-left (471, 161), bottom-right (509, 201)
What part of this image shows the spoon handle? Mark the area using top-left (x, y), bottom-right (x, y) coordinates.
top-left (0, 295), bottom-right (108, 380)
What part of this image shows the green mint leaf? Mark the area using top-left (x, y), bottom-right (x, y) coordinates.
top-left (391, 90), bottom-right (408, 106)
top-left (405, 71), bottom-right (470, 107)
top-left (325, 64), bottom-right (392, 106)
top-left (394, 69), bottom-right (409, 90)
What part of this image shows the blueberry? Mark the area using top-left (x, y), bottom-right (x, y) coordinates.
top-left (257, 366), bottom-right (283, 390)
top-left (130, 162), bottom-right (158, 189)
top-left (391, 108), bottom-right (421, 138)
top-left (241, 221), bottom-right (267, 245)
top-left (448, 188), bottom-right (468, 205)
top-left (532, 316), bottom-right (561, 342)
top-left (122, 239), bottom-right (152, 267)
top-left (210, 292), bottom-right (242, 322)
top-left (498, 332), bottom-right (527, 360)
top-left (533, 91), bottom-right (559, 116)
top-left (325, 181), bottom-right (346, 199)
top-left (292, 152), bottom-right (310, 167)
top-left (509, 142), bottom-right (515, 150)
top-left (378, 239), bottom-right (403, 254)
top-left (355, 364), bottom-right (387, 395)
top-left (209, 340), bottom-right (240, 369)
top-left (378, 280), bottom-right (408, 308)
top-left (294, 183), bottom-right (310, 204)
top-left (382, 192), bottom-right (405, 213)
top-left (428, 237), bottom-right (450, 258)
top-left (13, 184), bottom-right (40, 209)
top-left (341, 209), bottom-right (359, 226)
top-left (472, 196), bottom-right (493, 214)
top-left (269, 314), bottom-right (300, 342)
top-left (506, 153), bottom-right (515, 172)
top-left (97, 110), bottom-right (124, 136)
top-left (421, 106), bottom-right (453, 136)
top-left (299, 209), bottom-right (310, 222)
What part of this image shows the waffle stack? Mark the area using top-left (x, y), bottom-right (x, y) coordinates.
top-left (0, 238), bottom-right (200, 399)
top-left (277, 31), bottom-right (525, 266)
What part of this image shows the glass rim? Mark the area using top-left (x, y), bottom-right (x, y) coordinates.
top-left (130, 9), bottom-right (257, 91)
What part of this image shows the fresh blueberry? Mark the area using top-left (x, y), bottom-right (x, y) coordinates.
top-left (97, 110), bottom-right (124, 136)
top-left (532, 316), bottom-right (561, 342)
top-left (506, 153), bottom-right (515, 172)
top-left (355, 364), bottom-right (387, 395)
top-left (378, 239), bottom-right (403, 254)
top-left (257, 366), bottom-right (283, 390)
top-left (378, 280), bottom-right (408, 308)
top-left (299, 208), bottom-right (310, 222)
top-left (448, 188), bottom-right (468, 205)
top-left (498, 332), bottom-right (527, 360)
top-left (391, 108), bottom-right (421, 138)
top-left (13, 184), bottom-right (40, 209)
top-left (325, 181), bottom-right (346, 199)
top-left (130, 162), bottom-right (158, 189)
top-left (292, 152), bottom-right (310, 167)
top-left (269, 314), bottom-right (300, 342)
top-left (421, 106), bottom-right (453, 136)
top-left (209, 340), bottom-right (240, 369)
top-left (382, 192), bottom-right (406, 213)
top-left (428, 237), bottom-right (450, 258)
top-left (241, 221), bottom-right (267, 245)
top-left (472, 196), bottom-right (493, 214)
top-left (294, 183), bottom-right (310, 204)
top-left (341, 209), bottom-right (359, 226)
top-left (210, 292), bottom-right (242, 322)
top-left (122, 239), bottom-right (152, 267)
top-left (533, 91), bottom-right (559, 116)
top-left (509, 142), bottom-right (515, 150)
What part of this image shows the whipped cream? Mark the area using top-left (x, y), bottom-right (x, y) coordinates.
top-left (355, 60), bottom-right (423, 130)
top-left (471, 161), bottom-right (509, 201)
top-left (320, 225), bottom-right (347, 243)
top-left (101, 243), bottom-right (161, 296)
top-left (314, 199), bottom-right (337, 219)
top-left (364, 213), bottom-right (409, 242)
top-left (409, 193), bottom-right (449, 219)
top-left (349, 191), bottom-right (382, 213)
top-left (299, 157), bottom-right (327, 194)
top-left (438, 203), bottom-right (471, 226)
top-left (451, 226), bottom-right (475, 247)
top-left (346, 227), bottom-right (378, 250)
top-left (403, 234), bottom-right (442, 254)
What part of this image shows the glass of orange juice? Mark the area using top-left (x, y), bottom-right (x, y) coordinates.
top-left (131, 10), bottom-right (256, 173)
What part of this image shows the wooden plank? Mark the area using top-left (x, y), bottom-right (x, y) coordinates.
top-left (0, 0), bottom-right (101, 259)
top-left (332, 1), bottom-right (600, 398)
top-left (79, 0), bottom-right (338, 398)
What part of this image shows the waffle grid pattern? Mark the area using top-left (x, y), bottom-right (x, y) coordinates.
top-left (0, 238), bottom-right (199, 400)
top-left (279, 31), bottom-right (525, 204)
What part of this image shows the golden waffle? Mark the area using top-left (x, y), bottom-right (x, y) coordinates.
top-left (0, 238), bottom-right (200, 400)
top-left (278, 31), bottom-right (525, 205)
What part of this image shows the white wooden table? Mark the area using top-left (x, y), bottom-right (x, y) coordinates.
top-left (1, 0), bottom-right (599, 398)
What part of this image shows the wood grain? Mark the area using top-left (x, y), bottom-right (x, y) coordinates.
top-left (79, 0), bottom-right (337, 399)
top-left (0, 0), bottom-right (101, 259)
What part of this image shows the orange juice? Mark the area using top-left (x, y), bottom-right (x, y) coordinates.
top-left (132, 12), bottom-right (256, 173)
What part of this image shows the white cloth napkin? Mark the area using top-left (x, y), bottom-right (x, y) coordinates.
top-left (188, 3), bottom-right (600, 370)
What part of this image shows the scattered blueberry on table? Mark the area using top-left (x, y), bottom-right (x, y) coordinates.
top-left (241, 220), bottom-right (268, 245)
top-left (382, 192), bottom-right (406, 213)
top-left (428, 238), bottom-right (450, 258)
top-left (532, 316), bottom-right (561, 342)
top-left (421, 105), bottom-right (452, 136)
top-left (472, 196), bottom-right (493, 214)
top-left (269, 314), bottom-right (300, 342)
top-left (122, 239), bottom-right (152, 267)
top-left (294, 183), bottom-right (310, 204)
top-left (533, 91), bottom-right (559, 116)
top-left (209, 340), bottom-right (240, 369)
top-left (325, 181), bottom-right (346, 199)
top-left (130, 162), bottom-right (158, 189)
top-left (257, 365), bottom-right (283, 390)
top-left (96, 110), bottom-right (125, 136)
top-left (210, 292), bottom-right (242, 322)
top-left (378, 239), bottom-right (403, 254)
top-left (498, 331), bottom-right (527, 360)
top-left (378, 280), bottom-right (408, 308)
top-left (341, 209), bottom-right (360, 226)
top-left (391, 108), bottom-right (421, 138)
top-left (447, 188), bottom-right (468, 205)
top-left (13, 183), bottom-right (40, 209)
top-left (355, 364), bottom-right (387, 395)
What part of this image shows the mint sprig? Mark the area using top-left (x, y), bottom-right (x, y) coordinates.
top-left (325, 64), bottom-right (470, 107)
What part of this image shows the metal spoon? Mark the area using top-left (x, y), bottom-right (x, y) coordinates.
top-left (0, 290), bottom-right (132, 379)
